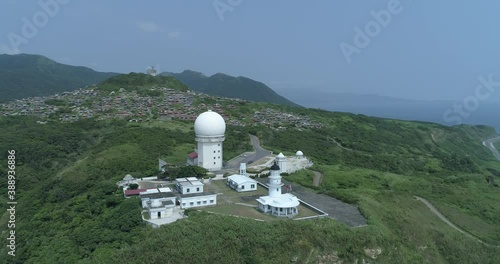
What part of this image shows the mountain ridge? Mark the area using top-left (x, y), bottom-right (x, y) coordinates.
top-left (161, 70), bottom-right (300, 107)
top-left (0, 54), bottom-right (119, 101)
top-left (0, 54), bottom-right (299, 108)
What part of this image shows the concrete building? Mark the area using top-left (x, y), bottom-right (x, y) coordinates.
top-left (256, 162), bottom-right (299, 217)
top-left (295, 150), bottom-right (304, 159)
top-left (176, 177), bottom-right (204, 194)
top-left (176, 177), bottom-right (217, 209)
top-left (192, 110), bottom-right (226, 171)
top-left (139, 188), bottom-right (177, 220)
top-left (227, 174), bottom-right (258, 192)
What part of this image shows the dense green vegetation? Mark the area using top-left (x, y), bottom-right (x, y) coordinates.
top-left (0, 116), bottom-right (249, 263)
top-left (98, 72), bottom-right (188, 94)
top-left (1, 102), bottom-right (499, 263)
top-left (161, 70), bottom-right (299, 106)
top-left (161, 165), bottom-right (208, 180)
top-left (256, 108), bottom-right (496, 175)
top-left (0, 54), bottom-right (118, 101)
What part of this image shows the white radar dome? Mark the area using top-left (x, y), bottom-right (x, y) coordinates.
top-left (194, 110), bottom-right (226, 137)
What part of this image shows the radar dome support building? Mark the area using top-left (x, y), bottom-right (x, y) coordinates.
top-left (193, 110), bottom-right (226, 171)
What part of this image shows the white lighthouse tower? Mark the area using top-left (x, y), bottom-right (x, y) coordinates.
top-left (268, 162), bottom-right (284, 197)
top-left (194, 110), bottom-right (226, 171)
top-left (256, 162), bottom-right (299, 217)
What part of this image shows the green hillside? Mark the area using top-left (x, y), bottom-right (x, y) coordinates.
top-left (98, 72), bottom-right (188, 94)
top-left (1, 102), bottom-right (500, 263)
top-left (0, 54), bottom-right (118, 102)
top-left (161, 70), bottom-right (299, 107)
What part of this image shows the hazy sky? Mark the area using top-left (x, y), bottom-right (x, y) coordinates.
top-left (1, 0), bottom-right (500, 101)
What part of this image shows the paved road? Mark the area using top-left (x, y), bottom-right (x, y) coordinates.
top-left (225, 135), bottom-right (273, 169)
top-left (415, 196), bottom-right (500, 248)
top-left (256, 178), bottom-right (367, 227)
top-left (483, 136), bottom-right (500, 161)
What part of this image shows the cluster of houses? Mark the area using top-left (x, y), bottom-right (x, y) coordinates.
top-left (253, 108), bottom-right (322, 129)
top-left (0, 86), bottom-right (322, 130)
top-left (0, 89), bottom-right (98, 121)
top-left (0, 97), bottom-right (55, 118)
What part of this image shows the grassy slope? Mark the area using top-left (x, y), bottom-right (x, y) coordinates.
top-left (1, 103), bottom-right (500, 263)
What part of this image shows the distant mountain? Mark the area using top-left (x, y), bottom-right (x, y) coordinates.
top-left (161, 70), bottom-right (300, 107)
top-left (0, 54), bottom-right (118, 101)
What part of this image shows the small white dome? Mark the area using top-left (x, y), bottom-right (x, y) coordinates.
top-left (194, 110), bottom-right (226, 137)
top-left (150, 199), bottom-right (162, 208)
top-left (296, 150), bottom-right (303, 156)
top-left (277, 152), bottom-right (285, 158)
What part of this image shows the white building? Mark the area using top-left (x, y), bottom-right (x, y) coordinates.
top-left (176, 177), bottom-right (217, 209)
top-left (193, 110), bottom-right (226, 171)
top-left (227, 174), bottom-right (258, 192)
top-left (256, 162), bottom-right (299, 217)
top-left (239, 162), bottom-right (247, 176)
top-left (295, 150), bottom-right (304, 159)
top-left (176, 177), bottom-right (204, 194)
top-left (139, 188), bottom-right (177, 220)
top-left (276, 152), bottom-right (287, 174)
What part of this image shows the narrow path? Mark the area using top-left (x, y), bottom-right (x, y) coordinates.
top-left (483, 136), bottom-right (500, 161)
top-left (327, 136), bottom-right (353, 151)
top-left (312, 171), bottom-right (323, 187)
top-left (415, 196), bottom-right (500, 248)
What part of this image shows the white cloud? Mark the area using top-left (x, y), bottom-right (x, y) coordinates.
top-left (168, 31), bottom-right (180, 39)
top-left (137, 21), bottom-right (161, 33)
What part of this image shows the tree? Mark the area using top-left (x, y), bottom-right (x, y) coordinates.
top-left (161, 165), bottom-right (208, 179)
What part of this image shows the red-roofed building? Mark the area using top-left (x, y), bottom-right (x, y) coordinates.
top-left (124, 188), bottom-right (147, 197)
top-left (187, 151), bottom-right (198, 166)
